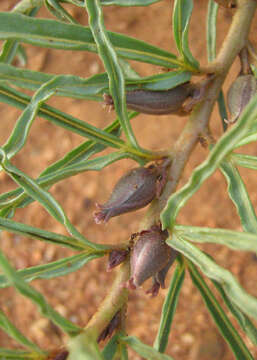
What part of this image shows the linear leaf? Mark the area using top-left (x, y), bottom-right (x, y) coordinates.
top-left (127, 70), bottom-right (191, 90)
top-left (166, 235), bottom-right (257, 320)
top-left (85, 0), bottom-right (139, 148)
top-left (212, 280), bottom-right (257, 346)
top-left (0, 63), bottom-right (109, 97)
top-left (0, 119), bottom-right (122, 208)
top-left (154, 256), bottom-right (185, 353)
top-left (172, 0), bottom-right (199, 70)
top-left (0, 249), bottom-right (81, 336)
top-left (0, 149), bottom-right (102, 251)
top-left (121, 336), bottom-right (174, 360)
top-left (0, 63), bottom-right (191, 95)
top-left (0, 13), bottom-right (180, 69)
top-left (217, 90), bottom-right (228, 132)
top-left (161, 93), bottom-right (257, 230)
top-left (0, 216), bottom-right (87, 251)
top-left (0, 40), bottom-right (19, 64)
top-left (0, 310), bottom-right (44, 354)
top-left (3, 75), bottom-right (126, 159)
top-left (206, 2), bottom-right (228, 131)
top-left (188, 262), bottom-right (254, 360)
top-left (0, 83), bottom-right (125, 150)
top-left (206, 0), bottom-right (218, 62)
top-left (231, 153), bottom-right (257, 171)
top-left (175, 225), bottom-right (257, 254)
top-left (0, 7), bottom-right (39, 65)
top-left (220, 159), bottom-right (257, 233)
top-left (236, 133), bottom-right (257, 148)
top-left (100, 0), bottom-right (162, 5)
top-left (45, 0), bottom-right (78, 24)
top-left (102, 334), bottom-right (119, 360)
top-left (0, 252), bottom-right (103, 289)
top-left (0, 349), bottom-right (40, 360)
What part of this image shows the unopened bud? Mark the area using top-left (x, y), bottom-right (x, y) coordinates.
top-left (128, 226), bottom-right (172, 290)
top-left (227, 74), bottom-right (257, 123)
top-left (107, 249), bottom-right (128, 271)
top-left (94, 165), bottom-right (161, 224)
top-left (103, 83), bottom-right (193, 116)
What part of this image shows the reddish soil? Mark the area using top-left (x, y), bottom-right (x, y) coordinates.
top-left (0, 1), bottom-right (257, 359)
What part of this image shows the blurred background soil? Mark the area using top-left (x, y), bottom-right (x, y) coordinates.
top-left (0, 1), bottom-right (257, 359)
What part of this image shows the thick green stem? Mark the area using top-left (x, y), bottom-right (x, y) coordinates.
top-left (142, 0), bottom-right (257, 229)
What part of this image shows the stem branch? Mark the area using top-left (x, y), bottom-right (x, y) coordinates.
top-left (142, 0), bottom-right (257, 229)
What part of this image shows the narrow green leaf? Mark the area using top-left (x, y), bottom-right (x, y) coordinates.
top-left (0, 118), bottom-right (122, 208)
top-left (100, 0), bottom-right (162, 5)
top-left (0, 7), bottom-right (39, 65)
top-left (175, 225), bottom-right (257, 254)
top-left (217, 90), bottom-right (228, 132)
top-left (0, 84), bottom-right (126, 150)
top-left (0, 63), bottom-right (109, 97)
top-left (0, 310), bottom-right (44, 354)
top-left (118, 339), bottom-right (128, 360)
top-left (206, 0), bottom-right (218, 62)
top-left (0, 13), bottom-right (180, 68)
top-left (166, 234), bottom-right (257, 320)
top-left (0, 149), bottom-right (102, 251)
top-left (0, 216), bottom-right (87, 251)
top-left (188, 262), bottom-right (254, 360)
top-left (0, 349), bottom-right (40, 360)
top-left (161, 93), bottom-right (257, 230)
top-left (102, 334), bottom-right (119, 360)
top-left (0, 40), bottom-right (19, 64)
top-left (0, 249), bottom-right (81, 336)
top-left (206, 1), bottom-right (229, 132)
top-left (121, 336), bottom-right (174, 360)
top-left (212, 280), bottom-right (257, 346)
top-left (172, 0), bottom-right (199, 69)
top-left (0, 252), bottom-right (103, 289)
top-left (127, 71), bottom-right (191, 91)
top-left (154, 256), bottom-right (185, 353)
top-left (220, 159), bottom-right (257, 233)
top-left (0, 63), bottom-right (191, 95)
top-left (85, 0), bottom-right (139, 148)
top-left (236, 133), bottom-right (257, 148)
top-left (206, 1), bottom-right (228, 132)
top-left (45, 0), bottom-right (79, 24)
top-left (231, 153), bottom-right (257, 171)
top-left (16, 44), bottom-right (27, 67)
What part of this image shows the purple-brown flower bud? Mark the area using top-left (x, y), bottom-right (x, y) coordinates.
top-left (94, 165), bottom-right (161, 224)
top-left (227, 74), bottom-right (257, 123)
top-left (107, 249), bottom-right (128, 272)
top-left (128, 226), bottom-right (173, 290)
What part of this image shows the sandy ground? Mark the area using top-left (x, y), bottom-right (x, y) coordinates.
top-left (0, 1), bottom-right (257, 359)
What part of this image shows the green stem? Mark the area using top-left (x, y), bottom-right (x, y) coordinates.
top-left (85, 261), bottom-right (129, 339)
